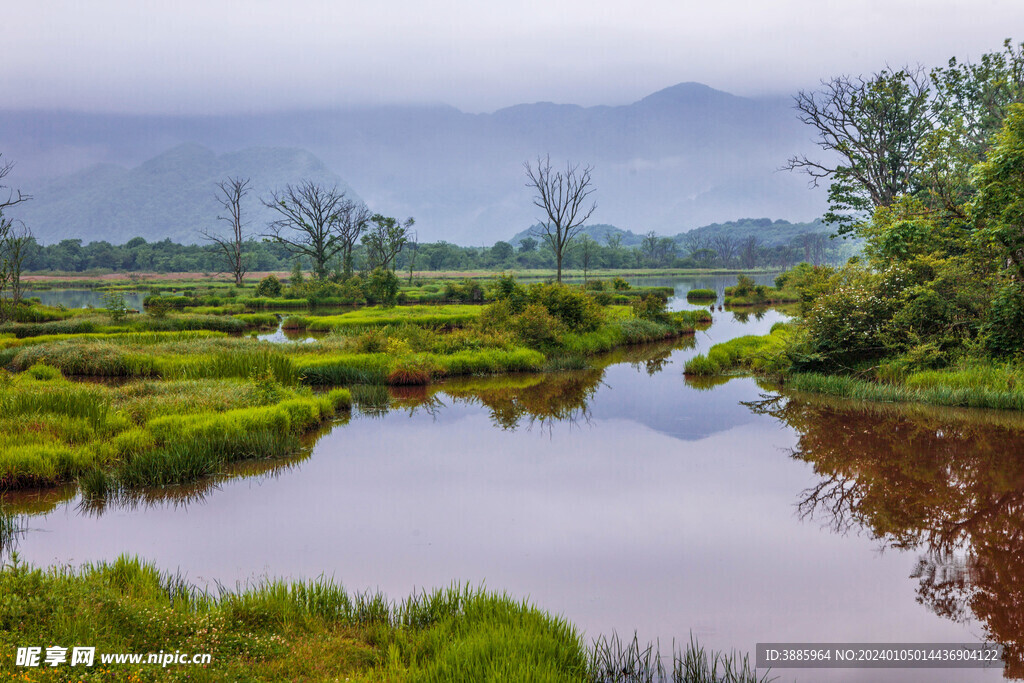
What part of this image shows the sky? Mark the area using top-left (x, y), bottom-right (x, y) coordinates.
top-left (3, 0), bottom-right (1023, 113)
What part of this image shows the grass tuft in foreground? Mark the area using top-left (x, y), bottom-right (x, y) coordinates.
top-left (0, 555), bottom-right (772, 683)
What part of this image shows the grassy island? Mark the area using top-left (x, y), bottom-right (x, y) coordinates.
top-left (0, 276), bottom-right (710, 493)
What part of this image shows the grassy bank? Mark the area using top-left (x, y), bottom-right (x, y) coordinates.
top-left (0, 555), bottom-right (770, 683)
top-left (685, 323), bottom-right (1024, 411)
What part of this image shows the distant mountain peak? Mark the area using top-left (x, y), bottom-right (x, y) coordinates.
top-left (636, 82), bottom-right (740, 107)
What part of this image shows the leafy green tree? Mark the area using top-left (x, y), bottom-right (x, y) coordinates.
top-left (364, 267), bottom-right (399, 307)
top-left (361, 214), bottom-right (414, 272)
top-left (972, 103), bottom-right (1024, 280)
top-left (518, 237), bottom-right (537, 253)
top-left (786, 68), bottom-right (934, 236)
top-left (577, 235), bottom-right (599, 281)
top-left (490, 240), bottom-right (514, 262)
top-left (255, 274), bottom-right (282, 298)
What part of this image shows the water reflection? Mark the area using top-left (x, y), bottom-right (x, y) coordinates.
top-left (23, 289), bottom-right (147, 310)
top-left (749, 392), bottom-right (1024, 678)
top-left (2, 340), bottom-right (686, 523)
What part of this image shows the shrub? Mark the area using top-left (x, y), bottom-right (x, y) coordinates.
top-left (630, 293), bottom-right (670, 323)
top-left (490, 274), bottom-right (529, 313)
top-left (290, 261), bottom-right (305, 286)
top-left (255, 274), bottom-right (282, 298)
top-left (513, 304), bottom-right (562, 345)
top-left (527, 283), bottom-right (604, 332)
top-left (984, 280), bottom-right (1024, 355)
top-left (147, 298), bottom-right (172, 319)
top-left (732, 275), bottom-right (757, 296)
top-left (478, 300), bottom-right (513, 331)
top-left (25, 363), bottom-right (61, 381)
top-left (363, 268), bottom-right (400, 307)
top-left (444, 278), bottom-right (485, 303)
top-left (103, 292), bottom-right (129, 322)
top-left (611, 277), bottom-right (630, 291)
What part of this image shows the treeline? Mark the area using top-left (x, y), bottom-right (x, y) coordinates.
top-left (15, 229), bottom-right (850, 274)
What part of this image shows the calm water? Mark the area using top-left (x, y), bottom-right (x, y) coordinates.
top-left (22, 288), bottom-right (147, 311)
top-left (4, 275), bottom-right (1020, 682)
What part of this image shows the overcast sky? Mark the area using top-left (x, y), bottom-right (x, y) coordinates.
top-left (4, 0), bottom-right (1023, 114)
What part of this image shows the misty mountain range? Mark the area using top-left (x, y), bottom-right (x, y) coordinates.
top-left (0, 82), bottom-right (829, 245)
top-left (509, 218), bottom-right (829, 250)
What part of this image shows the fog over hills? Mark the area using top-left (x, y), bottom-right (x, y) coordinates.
top-left (1, 83), bottom-right (828, 245)
top-left (7, 145), bottom-right (356, 245)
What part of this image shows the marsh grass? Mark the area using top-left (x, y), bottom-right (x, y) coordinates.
top-left (285, 304), bottom-right (482, 332)
top-left (545, 355), bottom-right (590, 372)
top-left (0, 556), bottom-right (771, 682)
top-left (0, 367), bottom-right (351, 491)
top-left (686, 288), bottom-right (717, 302)
top-left (590, 632), bottom-right (772, 683)
top-left (0, 506), bottom-right (25, 553)
top-left (787, 372), bottom-right (1024, 411)
top-left (684, 326), bottom-right (792, 377)
top-left (350, 384), bottom-right (393, 415)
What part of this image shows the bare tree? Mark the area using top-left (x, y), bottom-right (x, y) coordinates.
top-left (4, 224), bottom-right (33, 305)
top-left (738, 236), bottom-right (762, 269)
top-left (262, 182), bottom-right (366, 280)
top-left (337, 201), bottom-right (371, 279)
top-left (641, 231), bottom-right (659, 266)
top-left (201, 177), bottom-right (251, 286)
top-left (711, 234), bottom-right (738, 268)
top-left (524, 154), bottom-right (596, 283)
top-left (0, 155), bottom-right (31, 321)
top-left (682, 232), bottom-right (711, 257)
top-left (0, 154), bottom-right (31, 214)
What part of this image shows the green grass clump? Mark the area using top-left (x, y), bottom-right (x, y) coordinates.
top-left (684, 326), bottom-right (793, 377)
top-left (296, 348), bottom-right (546, 386)
top-left (232, 312), bottom-right (279, 328)
top-left (0, 329), bottom-right (227, 352)
top-left (786, 371), bottom-right (1024, 411)
top-left (686, 288), bottom-right (717, 302)
top-left (11, 340), bottom-right (161, 377)
top-left (163, 347), bottom-right (299, 384)
top-left (286, 305), bottom-right (482, 332)
top-left (0, 366), bottom-right (350, 490)
top-left (297, 353), bottom-right (392, 385)
top-left (0, 317), bottom-right (99, 338)
top-left (0, 558), bottom-right (588, 682)
top-left (0, 555), bottom-right (767, 683)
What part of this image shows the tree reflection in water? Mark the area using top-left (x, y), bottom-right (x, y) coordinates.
top-left (748, 392), bottom-right (1024, 678)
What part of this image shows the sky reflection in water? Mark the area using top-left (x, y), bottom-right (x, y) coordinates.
top-left (4, 277), bottom-right (1018, 682)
